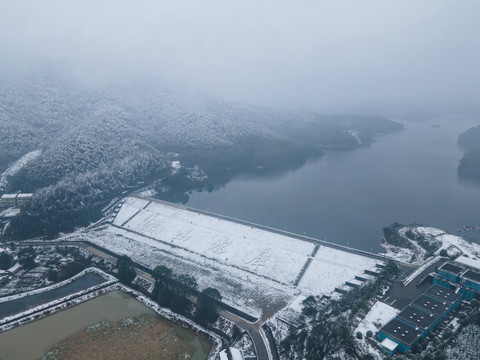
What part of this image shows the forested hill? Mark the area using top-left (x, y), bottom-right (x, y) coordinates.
top-left (458, 125), bottom-right (480, 152)
top-left (1, 74), bottom-right (402, 185)
top-left (0, 73), bottom-right (402, 239)
top-left (458, 125), bottom-right (480, 182)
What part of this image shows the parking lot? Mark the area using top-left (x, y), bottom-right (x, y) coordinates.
top-left (382, 258), bottom-right (448, 309)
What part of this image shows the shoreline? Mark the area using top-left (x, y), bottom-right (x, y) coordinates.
top-left (0, 270), bottom-right (222, 360)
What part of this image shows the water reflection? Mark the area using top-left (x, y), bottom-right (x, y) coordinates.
top-left (186, 117), bottom-right (480, 251)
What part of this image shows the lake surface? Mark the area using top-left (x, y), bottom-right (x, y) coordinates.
top-left (0, 290), bottom-right (211, 360)
top-left (187, 116), bottom-right (480, 252)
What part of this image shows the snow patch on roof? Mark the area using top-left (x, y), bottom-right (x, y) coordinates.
top-left (381, 337), bottom-right (399, 351)
top-left (456, 255), bottom-right (480, 271)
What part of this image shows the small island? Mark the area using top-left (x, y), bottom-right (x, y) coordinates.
top-left (458, 125), bottom-right (480, 182)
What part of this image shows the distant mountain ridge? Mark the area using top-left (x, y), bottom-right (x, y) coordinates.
top-left (0, 72), bottom-right (404, 240)
top-left (0, 73), bottom-right (402, 193)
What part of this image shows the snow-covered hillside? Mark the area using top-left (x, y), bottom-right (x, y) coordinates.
top-left (382, 225), bottom-right (480, 269)
top-left (1, 73), bottom-right (402, 194)
top-left (0, 72), bottom-right (402, 242)
top-left (0, 149), bottom-right (41, 189)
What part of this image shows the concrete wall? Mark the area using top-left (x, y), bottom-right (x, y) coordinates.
top-left (438, 270), bottom-right (458, 283)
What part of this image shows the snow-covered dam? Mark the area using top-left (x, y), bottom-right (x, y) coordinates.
top-left (95, 195), bottom-right (385, 317)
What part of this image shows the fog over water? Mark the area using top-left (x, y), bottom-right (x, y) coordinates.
top-left (1, 2), bottom-right (479, 250)
top-left (187, 116), bottom-right (480, 251)
top-left (1, 1), bottom-right (479, 112)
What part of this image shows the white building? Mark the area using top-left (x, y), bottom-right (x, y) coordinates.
top-left (16, 193), bottom-right (33, 206)
top-left (0, 193), bottom-right (33, 207)
top-left (0, 194), bottom-right (18, 207)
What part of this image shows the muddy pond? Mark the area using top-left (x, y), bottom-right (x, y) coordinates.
top-left (0, 290), bottom-right (211, 360)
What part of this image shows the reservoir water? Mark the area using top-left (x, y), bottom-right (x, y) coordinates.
top-left (187, 116), bottom-right (480, 252)
top-left (0, 290), bottom-right (211, 360)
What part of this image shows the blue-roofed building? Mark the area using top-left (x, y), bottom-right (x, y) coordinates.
top-left (396, 306), bottom-right (438, 336)
top-left (411, 295), bottom-right (450, 323)
top-left (376, 261), bottom-right (478, 355)
top-left (437, 263), bottom-right (463, 283)
top-left (433, 262), bottom-right (480, 299)
top-left (378, 319), bottom-right (423, 354)
top-left (424, 285), bottom-right (463, 312)
top-left (461, 269), bottom-right (480, 299)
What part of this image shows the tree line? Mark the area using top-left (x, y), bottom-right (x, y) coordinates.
top-left (117, 257), bottom-right (222, 326)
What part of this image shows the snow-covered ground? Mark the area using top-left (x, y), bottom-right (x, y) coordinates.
top-left (381, 242), bottom-right (415, 264)
top-left (137, 189), bottom-right (157, 198)
top-left (273, 295), bottom-right (307, 327)
top-left (113, 197), bottom-right (381, 293)
top-left (64, 228), bottom-right (293, 319)
top-left (432, 230), bottom-right (480, 270)
top-left (354, 301), bottom-right (399, 337)
top-left (382, 226), bottom-right (480, 269)
top-left (354, 301), bottom-right (400, 360)
top-left (232, 332), bottom-right (256, 359)
top-left (455, 255), bottom-right (480, 270)
top-left (382, 226), bottom-right (431, 264)
top-left (298, 245), bottom-right (379, 295)
top-left (212, 316), bottom-right (237, 338)
top-left (219, 347), bottom-right (244, 360)
top-left (113, 196), bottom-right (314, 285)
top-left (0, 150), bottom-right (41, 188)
top-left (287, 295), bottom-right (306, 314)
top-left (415, 227), bottom-right (479, 260)
top-left (0, 207), bottom-right (20, 218)
top-left (64, 196), bottom-right (386, 319)
top-left (112, 197), bottom-right (146, 225)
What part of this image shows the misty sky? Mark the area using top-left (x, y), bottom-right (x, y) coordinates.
top-left (1, 0), bottom-right (479, 111)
